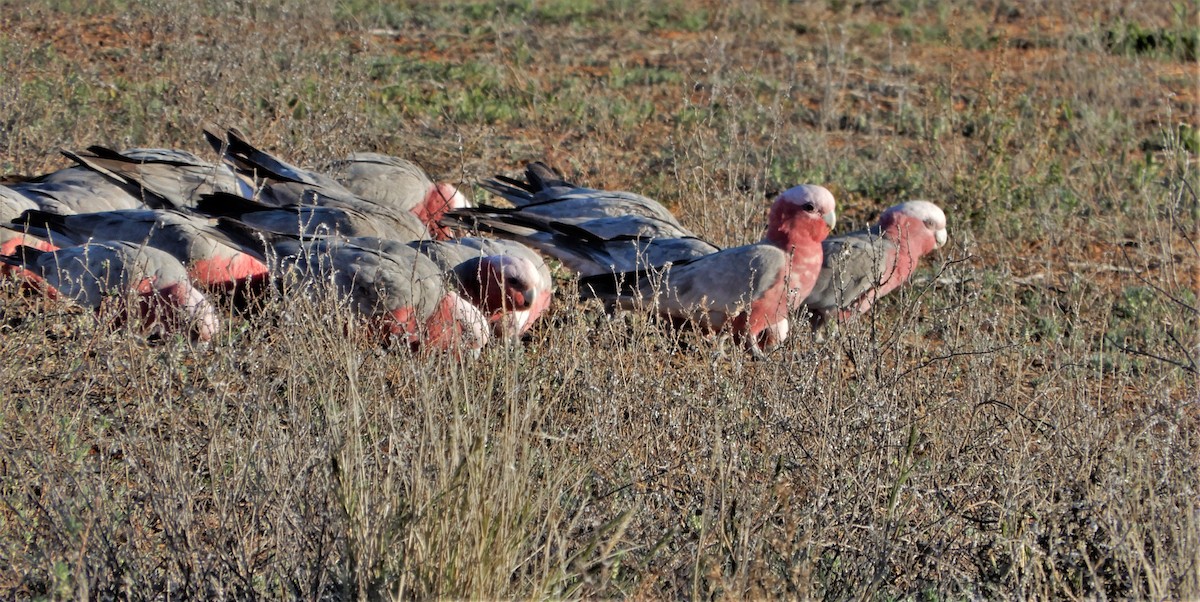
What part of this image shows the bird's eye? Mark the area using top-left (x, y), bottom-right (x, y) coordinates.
top-left (801, 203), bottom-right (814, 212)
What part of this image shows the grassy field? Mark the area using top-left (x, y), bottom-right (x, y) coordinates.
top-left (0, 0), bottom-right (1196, 598)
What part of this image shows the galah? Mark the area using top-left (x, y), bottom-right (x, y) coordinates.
top-left (5, 162), bottom-right (145, 215)
top-left (760, 184), bottom-right (838, 309)
top-left (271, 237), bottom-right (489, 353)
top-left (578, 243), bottom-right (792, 357)
top-left (203, 127), bottom-right (350, 193)
top-left (7, 208), bottom-right (269, 290)
top-left (444, 209), bottom-right (718, 278)
top-left (63, 145), bottom-right (252, 209)
top-left (0, 241), bottom-right (220, 341)
top-left (409, 237), bottom-right (552, 339)
top-left (204, 128), bottom-right (459, 239)
top-left (802, 200), bottom-right (948, 328)
top-left (478, 161), bottom-right (689, 228)
top-left (0, 185), bottom-right (54, 266)
top-left (325, 152), bottom-right (470, 239)
top-left (196, 192), bottom-right (429, 243)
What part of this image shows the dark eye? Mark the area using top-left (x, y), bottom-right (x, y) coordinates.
top-left (801, 203), bottom-right (814, 212)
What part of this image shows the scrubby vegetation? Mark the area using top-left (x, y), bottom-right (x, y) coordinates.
top-left (0, 0), bottom-right (1196, 598)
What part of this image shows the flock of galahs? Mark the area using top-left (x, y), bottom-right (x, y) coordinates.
top-left (0, 128), bottom-right (949, 357)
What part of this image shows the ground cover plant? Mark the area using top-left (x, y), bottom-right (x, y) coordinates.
top-left (0, 0), bottom-right (1196, 598)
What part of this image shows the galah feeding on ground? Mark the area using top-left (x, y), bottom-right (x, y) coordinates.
top-left (760, 184), bottom-right (838, 309)
top-left (0, 185), bottom-right (55, 265)
top-left (578, 243), bottom-right (793, 358)
top-left (409, 237), bottom-right (552, 339)
top-left (802, 200), bottom-right (948, 328)
top-left (7, 208), bottom-right (269, 291)
top-left (5, 161), bottom-right (146, 215)
top-left (444, 162), bottom-right (717, 275)
top-left (196, 192), bottom-right (429, 243)
top-left (476, 161), bottom-right (689, 228)
top-left (269, 237), bottom-right (489, 353)
top-left (443, 210), bottom-right (718, 278)
top-left (325, 152), bottom-right (470, 239)
top-left (204, 128), bottom-right (457, 240)
top-left (0, 241), bottom-right (219, 341)
top-left (63, 145), bottom-right (252, 209)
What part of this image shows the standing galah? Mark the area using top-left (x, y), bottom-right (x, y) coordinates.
top-left (578, 243), bottom-right (792, 357)
top-left (761, 184), bottom-right (838, 309)
top-left (802, 200), bottom-right (948, 328)
top-left (196, 192), bottom-right (430, 243)
top-left (409, 237), bottom-right (552, 339)
top-left (7, 208), bottom-right (269, 291)
top-left (0, 241), bottom-right (220, 341)
top-left (478, 162), bottom-right (690, 229)
top-left (443, 209), bottom-right (718, 278)
top-left (325, 152), bottom-right (470, 239)
top-left (271, 237), bottom-right (489, 353)
top-left (63, 146), bottom-right (252, 209)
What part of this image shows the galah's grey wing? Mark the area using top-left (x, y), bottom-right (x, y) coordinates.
top-left (804, 229), bottom-right (892, 317)
top-left (324, 152), bottom-right (434, 213)
top-left (66, 145), bottom-right (249, 209)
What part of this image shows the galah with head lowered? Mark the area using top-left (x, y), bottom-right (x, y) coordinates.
top-left (475, 161), bottom-right (689, 228)
top-left (444, 209), bottom-right (718, 278)
top-left (443, 162), bottom-right (717, 275)
top-left (578, 243), bottom-right (793, 357)
top-left (802, 200), bottom-right (948, 328)
top-left (324, 152), bottom-right (470, 239)
top-left (63, 145), bottom-right (252, 209)
top-left (7, 208), bottom-right (269, 291)
top-left (204, 128), bottom-right (459, 239)
top-left (0, 241), bottom-right (219, 341)
top-left (0, 185), bottom-right (56, 266)
top-left (409, 237), bottom-right (552, 339)
top-left (269, 237), bottom-right (489, 353)
top-left (196, 192), bottom-right (429, 243)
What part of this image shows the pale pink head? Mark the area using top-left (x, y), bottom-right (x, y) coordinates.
top-left (455, 255), bottom-right (541, 315)
top-left (421, 183), bottom-right (471, 240)
top-left (879, 200), bottom-right (948, 257)
top-left (142, 281), bottom-right (221, 342)
top-left (765, 184), bottom-right (837, 246)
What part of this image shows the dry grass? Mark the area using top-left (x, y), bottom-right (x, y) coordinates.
top-left (0, 0), bottom-right (1196, 598)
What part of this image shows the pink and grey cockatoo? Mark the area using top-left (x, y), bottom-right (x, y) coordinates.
top-left (269, 236), bottom-right (489, 353)
top-left (7, 208), bottom-right (269, 291)
top-left (63, 145), bottom-right (252, 209)
top-left (409, 237), bottom-right (553, 339)
top-left (0, 185), bottom-right (55, 265)
top-left (325, 152), bottom-right (470, 239)
top-left (443, 162), bottom-right (718, 275)
top-left (578, 243), bottom-right (793, 357)
top-left (6, 160), bottom-right (146, 215)
top-left (204, 128), bottom-right (463, 239)
top-left (476, 161), bottom-right (689, 228)
top-left (447, 164), bottom-right (837, 355)
top-left (196, 192), bottom-right (429, 243)
top-left (0, 241), bottom-right (220, 341)
top-left (761, 184), bottom-right (838, 309)
top-left (802, 200), bottom-right (948, 328)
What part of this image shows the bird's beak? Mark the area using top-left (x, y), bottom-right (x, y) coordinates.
top-left (935, 229), bottom-right (948, 248)
top-left (823, 210), bottom-right (836, 231)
